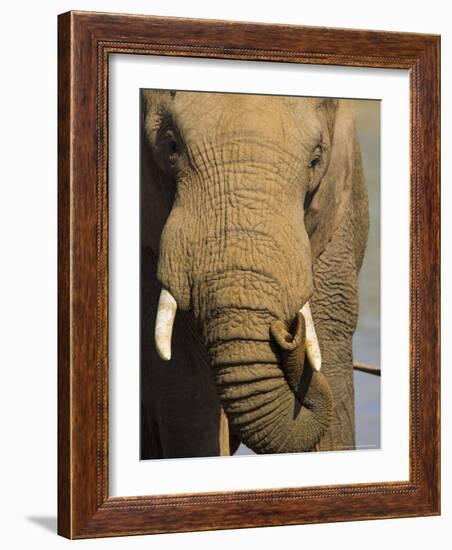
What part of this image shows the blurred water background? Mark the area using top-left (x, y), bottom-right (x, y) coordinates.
top-left (236, 99), bottom-right (381, 455)
top-left (352, 100), bottom-right (381, 450)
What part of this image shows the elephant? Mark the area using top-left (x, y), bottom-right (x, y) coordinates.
top-left (140, 89), bottom-right (369, 458)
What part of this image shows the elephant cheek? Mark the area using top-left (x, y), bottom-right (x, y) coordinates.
top-left (156, 208), bottom-right (191, 311)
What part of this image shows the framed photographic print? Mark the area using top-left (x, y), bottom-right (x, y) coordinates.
top-left (58, 11), bottom-right (440, 538)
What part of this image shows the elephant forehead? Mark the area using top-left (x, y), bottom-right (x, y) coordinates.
top-left (173, 92), bottom-right (318, 141)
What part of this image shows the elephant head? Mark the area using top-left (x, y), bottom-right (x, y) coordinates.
top-left (143, 90), bottom-right (365, 454)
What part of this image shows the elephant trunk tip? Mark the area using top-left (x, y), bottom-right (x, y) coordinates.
top-left (271, 312), bottom-right (306, 398)
top-left (271, 312), bottom-right (305, 352)
top-left (271, 302), bottom-right (322, 373)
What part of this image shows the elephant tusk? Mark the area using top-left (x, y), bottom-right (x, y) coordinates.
top-left (300, 302), bottom-right (322, 372)
top-left (155, 288), bottom-right (177, 361)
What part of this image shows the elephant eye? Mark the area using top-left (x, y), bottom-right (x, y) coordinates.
top-left (310, 156), bottom-right (321, 168)
top-left (154, 113), bottom-right (184, 170)
top-left (306, 145), bottom-right (325, 197)
top-left (163, 129), bottom-right (180, 162)
top-left (309, 145), bottom-right (322, 169)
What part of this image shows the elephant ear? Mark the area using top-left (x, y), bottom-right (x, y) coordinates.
top-left (304, 99), bottom-right (367, 267)
top-left (141, 89), bottom-right (178, 252)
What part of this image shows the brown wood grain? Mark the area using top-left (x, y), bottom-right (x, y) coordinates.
top-left (58, 10), bottom-right (440, 539)
top-left (57, 11), bottom-right (71, 538)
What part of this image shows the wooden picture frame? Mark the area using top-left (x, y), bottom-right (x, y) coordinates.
top-left (58, 11), bottom-right (440, 538)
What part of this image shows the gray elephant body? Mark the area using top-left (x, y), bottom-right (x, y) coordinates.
top-left (140, 91), bottom-right (369, 457)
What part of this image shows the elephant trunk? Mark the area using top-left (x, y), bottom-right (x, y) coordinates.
top-left (203, 307), bottom-right (333, 454)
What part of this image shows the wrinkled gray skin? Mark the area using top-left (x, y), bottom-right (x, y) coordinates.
top-left (141, 90), bottom-right (369, 457)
